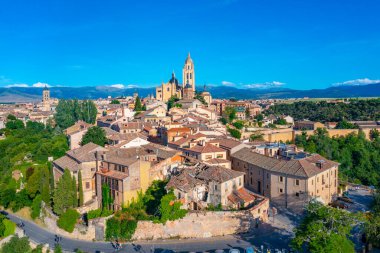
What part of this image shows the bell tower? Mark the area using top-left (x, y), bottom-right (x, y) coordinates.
top-left (182, 52), bottom-right (195, 92)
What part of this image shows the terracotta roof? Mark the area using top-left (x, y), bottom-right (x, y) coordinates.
top-left (204, 158), bottom-right (231, 165)
top-left (231, 148), bottom-right (339, 178)
top-left (197, 166), bottom-right (244, 183)
top-left (166, 171), bottom-right (204, 192)
top-left (228, 188), bottom-right (256, 205)
top-left (185, 143), bottom-right (226, 154)
top-left (214, 138), bottom-right (243, 149)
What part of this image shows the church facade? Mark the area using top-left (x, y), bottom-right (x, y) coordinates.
top-left (156, 53), bottom-right (195, 102)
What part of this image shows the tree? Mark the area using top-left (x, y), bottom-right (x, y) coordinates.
top-left (102, 184), bottom-right (113, 211)
top-left (370, 129), bottom-right (380, 140)
top-left (53, 169), bottom-right (75, 215)
top-left (141, 104), bottom-right (147, 111)
top-left (228, 128), bottom-right (241, 139)
top-left (167, 95), bottom-right (179, 110)
top-left (55, 99), bottom-right (97, 129)
top-left (6, 119), bottom-right (24, 130)
top-left (81, 126), bottom-right (107, 146)
top-left (1, 235), bottom-right (32, 253)
top-left (219, 117), bottom-right (227, 125)
top-left (223, 107), bottom-right (236, 123)
top-left (159, 190), bottom-right (187, 224)
top-left (110, 99), bottom-right (120, 104)
top-left (335, 120), bottom-right (358, 129)
top-left (274, 118), bottom-right (287, 125)
top-left (134, 96), bottom-right (142, 111)
top-left (78, 170), bottom-right (84, 206)
top-left (250, 133), bottom-right (264, 141)
top-left (254, 113), bottom-right (264, 122)
top-left (194, 92), bottom-right (207, 105)
top-left (57, 208), bottom-right (80, 233)
top-left (31, 194), bottom-right (42, 219)
top-left (292, 201), bottom-right (360, 253)
top-left (72, 176), bottom-right (78, 207)
top-left (54, 244), bottom-right (63, 253)
top-left (232, 121), bottom-right (244, 130)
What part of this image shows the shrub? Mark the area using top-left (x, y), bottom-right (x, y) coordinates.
top-left (1, 235), bottom-right (31, 253)
top-left (228, 128), bottom-right (241, 139)
top-left (31, 195), bottom-right (42, 219)
top-left (3, 219), bottom-right (16, 237)
top-left (57, 209), bottom-right (80, 233)
top-left (87, 208), bottom-right (113, 219)
top-left (105, 216), bottom-right (137, 241)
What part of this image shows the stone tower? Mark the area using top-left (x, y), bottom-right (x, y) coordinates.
top-left (42, 85), bottom-right (50, 111)
top-left (182, 52), bottom-right (195, 92)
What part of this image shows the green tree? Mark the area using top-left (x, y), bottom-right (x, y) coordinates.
top-left (134, 96), bottom-right (142, 111)
top-left (254, 113), bottom-right (264, 122)
top-left (54, 244), bottom-right (63, 253)
top-left (335, 120), bottom-right (358, 129)
top-left (72, 176), bottom-right (78, 207)
top-left (228, 128), bottom-right (241, 139)
top-left (292, 201), bottom-right (360, 253)
top-left (250, 133), bottom-right (264, 141)
top-left (274, 118), bottom-right (287, 125)
top-left (1, 236), bottom-right (32, 253)
top-left (194, 92), bottom-right (207, 105)
top-left (81, 126), bottom-right (107, 146)
top-left (31, 194), bottom-right (42, 219)
top-left (370, 129), bottom-right (380, 140)
top-left (159, 191), bottom-right (187, 224)
top-left (78, 170), bottom-right (84, 206)
top-left (102, 184), bottom-right (113, 211)
top-left (232, 120), bottom-right (244, 130)
top-left (53, 169), bottom-right (74, 215)
top-left (110, 99), bottom-right (120, 104)
top-left (167, 95), bottom-right (179, 110)
top-left (6, 119), bottom-right (24, 130)
top-left (57, 208), bottom-right (80, 233)
top-left (55, 99), bottom-right (97, 129)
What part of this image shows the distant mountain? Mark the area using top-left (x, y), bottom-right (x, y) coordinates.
top-left (0, 83), bottom-right (379, 102)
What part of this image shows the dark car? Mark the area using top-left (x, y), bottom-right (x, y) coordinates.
top-left (338, 196), bottom-right (354, 204)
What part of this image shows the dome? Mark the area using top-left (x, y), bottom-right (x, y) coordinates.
top-left (169, 72), bottom-right (179, 86)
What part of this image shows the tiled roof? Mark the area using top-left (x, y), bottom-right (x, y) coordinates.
top-left (231, 148), bottom-right (338, 178)
top-left (166, 171), bottom-right (204, 192)
top-left (66, 142), bottom-right (107, 163)
top-left (185, 143), bottom-right (226, 154)
top-left (53, 155), bottom-right (80, 172)
top-left (228, 188), bottom-right (256, 204)
top-left (214, 138), bottom-right (243, 149)
top-left (197, 166), bottom-right (244, 183)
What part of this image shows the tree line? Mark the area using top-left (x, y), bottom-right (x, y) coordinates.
top-left (265, 99), bottom-right (380, 122)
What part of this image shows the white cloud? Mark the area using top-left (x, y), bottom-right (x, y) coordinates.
top-left (109, 84), bottom-right (138, 89)
top-left (244, 81), bottom-right (285, 89)
top-left (5, 83), bottom-right (29, 88)
top-left (332, 78), bottom-right (380, 87)
top-left (32, 82), bottom-right (50, 88)
top-left (221, 81), bottom-right (236, 87)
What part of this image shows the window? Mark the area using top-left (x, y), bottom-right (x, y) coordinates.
top-left (296, 192), bottom-right (299, 197)
top-left (279, 176), bottom-right (283, 182)
top-left (91, 168), bottom-right (95, 172)
top-left (279, 188), bottom-right (283, 193)
top-left (86, 182), bottom-right (90, 189)
top-left (295, 179), bottom-right (299, 186)
top-left (178, 192), bottom-right (181, 199)
top-left (167, 87), bottom-right (170, 92)
top-left (239, 178), bottom-right (242, 186)
top-left (217, 154), bottom-right (223, 158)
top-left (250, 177), bottom-right (253, 185)
top-left (312, 180), bottom-right (314, 185)
top-left (214, 185), bottom-right (218, 190)
top-left (267, 173), bottom-right (269, 179)
top-left (190, 73), bottom-right (192, 79)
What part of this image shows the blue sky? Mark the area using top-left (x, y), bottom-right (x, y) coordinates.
top-left (1, 0), bottom-right (380, 90)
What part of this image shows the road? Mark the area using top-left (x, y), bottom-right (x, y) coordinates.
top-left (3, 211), bottom-right (292, 253)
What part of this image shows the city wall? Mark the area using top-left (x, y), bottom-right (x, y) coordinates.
top-left (132, 198), bottom-right (269, 240)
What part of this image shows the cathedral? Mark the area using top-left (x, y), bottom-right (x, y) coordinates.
top-left (156, 53), bottom-right (195, 102)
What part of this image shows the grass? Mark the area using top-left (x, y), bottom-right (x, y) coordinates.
top-left (2, 219), bottom-right (16, 237)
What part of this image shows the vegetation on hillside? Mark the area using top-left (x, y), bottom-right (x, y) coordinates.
top-left (55, 99), bottom-right (97, 129)
top-left (296, 128), bottom-right (380, 187)
top-left (265, 99), bottom-right (380, 122)
top-left (105, 180), bottom-right (187, 241)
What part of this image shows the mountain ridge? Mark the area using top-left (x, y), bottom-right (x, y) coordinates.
top-left (0, 83), bottom-right (379, 102)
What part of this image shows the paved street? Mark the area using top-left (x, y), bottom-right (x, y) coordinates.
top-left (3, 211), bottom-right (294, 253)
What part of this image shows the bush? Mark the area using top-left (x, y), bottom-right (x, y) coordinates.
top-left (87, 208), bottom-right (113, 219)
top-left (2, 219), bottom-right (16, 237)
top-left (57, 209), bottom-right (80, 233)
top-left (105, 216), bottom-right (137, 241)
top-left (228, 128), bottom-right (241, 139)
top-left (1, 235), bottom-right (31, 253)
top-left (232, 121), bottom-right (244, 130)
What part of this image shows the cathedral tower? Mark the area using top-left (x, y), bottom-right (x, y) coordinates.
top-left (182, 52), bottom-right (195, 92)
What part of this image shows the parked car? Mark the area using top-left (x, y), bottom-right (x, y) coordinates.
top-left (338, 196), bottom-right (354, 204)
top-left (229, 249), bottom-right (240, 253)
top-left (330, 200), bottom-right (348, 209)
top-left (244, 247), bottom-right (255, 253)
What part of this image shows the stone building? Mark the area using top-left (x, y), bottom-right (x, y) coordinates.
top-left (231, 147), bottom-right (339, 211)
top-left (42, 85), bottom-right (51, 111)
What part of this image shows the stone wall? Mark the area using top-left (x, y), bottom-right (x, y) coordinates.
top-left (132, 198), bottom-right (269, 240)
